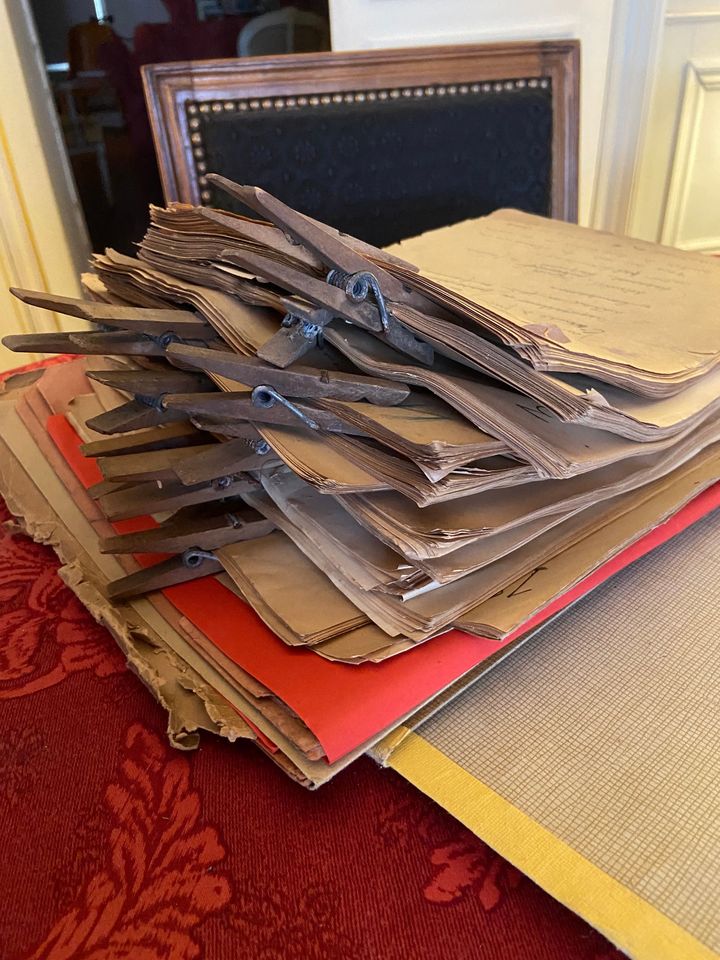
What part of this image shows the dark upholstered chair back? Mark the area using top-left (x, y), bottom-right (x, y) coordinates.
top-left (143, 42), bottom-right (579, 246)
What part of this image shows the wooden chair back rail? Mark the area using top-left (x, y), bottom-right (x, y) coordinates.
top-left (142, 41), bottom-right (579, 223)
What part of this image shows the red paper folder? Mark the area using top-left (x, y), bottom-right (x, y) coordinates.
top-left (48, 414), bottom-right (720, 763)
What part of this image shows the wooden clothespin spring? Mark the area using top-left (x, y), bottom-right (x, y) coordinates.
top-left (327, 269), bottom-right (391, 332)
top-left (106, 547), bottom-right (222, 601)
top-left (251, 384), bottom-right (320, 430)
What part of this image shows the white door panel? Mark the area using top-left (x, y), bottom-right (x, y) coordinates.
top-left (631, 5), bottom-right (720, 250)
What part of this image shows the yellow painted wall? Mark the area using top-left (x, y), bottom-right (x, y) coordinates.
top-left (0, 0), bottom-right (89, 372)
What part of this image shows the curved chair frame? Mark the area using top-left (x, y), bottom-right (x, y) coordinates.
top-left (142, 41), bottom-right (579, 221)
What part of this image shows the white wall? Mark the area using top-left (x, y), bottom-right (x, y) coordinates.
top-left (328, 0), bottom-right (618, 225)
top-left (628, 0), bottom-right (720, 251)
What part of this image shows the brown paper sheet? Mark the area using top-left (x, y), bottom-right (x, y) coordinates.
top-left (386, 208), bottom-right (720, 394)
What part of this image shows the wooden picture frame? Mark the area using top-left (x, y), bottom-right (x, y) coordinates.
top-left (142, 40), bottom-right (579, 221)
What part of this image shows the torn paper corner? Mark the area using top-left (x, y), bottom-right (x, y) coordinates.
top-left (0, 400), bottom-right (255, 755)
top-left (368, 724), bottom-right (413, 766)
top-left (3, 468), bottom-right (250, 753)
top-left (60, 562), bottom-right (254, 750)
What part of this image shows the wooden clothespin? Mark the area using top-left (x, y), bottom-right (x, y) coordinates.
top-left (106, 550), bottom-right (224, 601)
top-left (220, 247), bottom-right (433, 367)
top-left (207, 175), bottom-right (434, 367)
top-left (84, 368), bottom-right (217, 436)
top-left (100, 501), bottom-right (274, 555)
top-left (2, 330), bottom-right (167, 357)
top-left (200, 190), bottom-right (419, 273)
top-left (80, 422), bottom-right (205, 459)
top-left (103, 489), bottom-right (277, 596)
top-left (4, 291), bottom-right (221, 358)
top-left (69, 331), bottom-right (171, 356)
top-left (257, 297), bottom-right (335, 367)
top-left (87, 368), bottom-right (215, 397)
top-left (162, 389), bottom-right (367, 435)
top-left (194, 207), bottom-right (324, 273)
top-left (84, 399), bottom-right (190, 435)
top-left (173, 436), bottom-right (280, 486)
top-left (10, 288), bottom-right (213, 340)
top-left (96, 444), bottom-right (217, 484)
top-left (87, 478), bottom-right (135, 500)
top-left (186, 418), bottom-right (261, 442)
top-left (166, 343), bottom-right (409, 405)
top-left (99, 473), bottom-right (259, 521)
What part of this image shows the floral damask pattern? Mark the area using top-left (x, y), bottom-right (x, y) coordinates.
top-left (26, 723), bottom-right (231, 960)
top-left (225, 878), bottom-right (361, 960)
top-left (0, 725), bottom-right (45, 807)
top-left (424, 839), bottom-right (522, 909)
top-left (0, 508), bottom-right (126, 699)
top-left (0, 446), bottom-right (624, 960)
top-left (377, 794), bottom-right (521, 911)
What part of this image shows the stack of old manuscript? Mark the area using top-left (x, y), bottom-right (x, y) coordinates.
top-left (3, 174), bottom-right (720, 786)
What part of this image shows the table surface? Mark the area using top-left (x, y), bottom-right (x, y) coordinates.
top-left (0, 361), bottom-right (623, 960)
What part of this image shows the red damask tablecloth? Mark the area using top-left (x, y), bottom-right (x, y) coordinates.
top-left (0, 363), bottom-right (623, 960)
